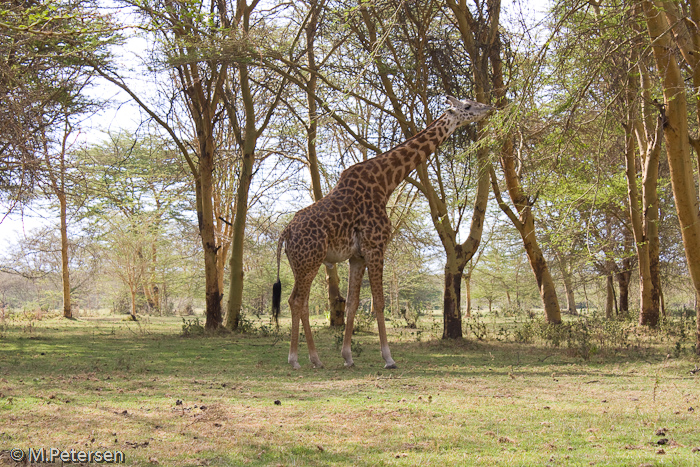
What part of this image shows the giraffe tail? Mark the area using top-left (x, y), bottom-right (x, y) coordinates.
top-left (271, 227), bottom-right (287, 327)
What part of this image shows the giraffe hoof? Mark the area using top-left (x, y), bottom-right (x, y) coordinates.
top-left (344, 361), bottom-right (355, 368)
top-left (310, 358), bottom-right (324, 369)
top-left (291, 362), bottom-right (302, 370)
top-left (384, 363), bottom-right (398, 370)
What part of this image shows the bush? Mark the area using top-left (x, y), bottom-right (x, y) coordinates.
top-left (181, 317), bottom-right (205, 337)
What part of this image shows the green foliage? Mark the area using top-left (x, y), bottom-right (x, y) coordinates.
top-left (333, 329), bottom-right (363, 357)
top-left (463, 308), bottom-right (696, 362)
top-left (180, 317), bottom-right (204, 337)
top-left (352, 305), bottom-right (374, 334)
top-left (0, 0), bottom-right (117, 199)
top-left (236, 313), bottom-right (279, 338)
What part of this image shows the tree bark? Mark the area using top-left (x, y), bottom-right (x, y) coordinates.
top-left (224, 138), bottom-right (254, 330)
top-left (555, 251), bottom-right (576, 315)
top-left (43, 118), bottom-right (72, 319)
top-left (225, 50), bottom-right (259, 330)
top-left (563, 277), bottom-right (576, 315)
top-left (443, 258), bottom-right (464, 339)
top-left (616, 268), bottom-right (631, 317)
top-left (464, 269), bottom-right (472, 318)
top-left (605, 274), bottom-right (615, 319)
top-left (697, 292), bottom-right (700, 355)
top-left (525, 234), bottom-right (562, 323)
top-left (58, 191), bottom-right (71, 319)
top-left (129, 282), bottom-right (137, 321)
top-left (197, 115), bottom-right (223, 330)
top-left (623, 125), bottom-right (658, 326)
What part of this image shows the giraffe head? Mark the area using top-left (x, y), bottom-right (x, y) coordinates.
top-left (445, 96), bottom-right (494, 127)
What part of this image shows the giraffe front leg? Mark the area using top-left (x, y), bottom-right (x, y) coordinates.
top-left (342, 257), bottom-right (365, 367)
top-left (341, 312), bottom-right (355, 368)
top-left (377, 313), bottom-right (397, 369)
top-left (301, 309), bottom-right (324, 369)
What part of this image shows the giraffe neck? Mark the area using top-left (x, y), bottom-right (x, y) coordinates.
top-left (376, 113), bottom-right (457, 196)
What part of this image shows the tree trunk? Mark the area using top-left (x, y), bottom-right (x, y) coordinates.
top-left (152, 285), bottom-right (161, 314)
top-left (605, 274), bottom-right (615, 319)
top-left (564, 279), bottom-right (576, 315)
top-left (58, 192), bottom-right (71, 319)
top-left (142, 284), bottom-right (155, 311)
top-left (225, 148), bottom-right (254, 330)
top-left (216, 229), bottom-right (230, 299)
top-left (443, 260), bottom-right (463, 339)
top-left (624, 126), bottom-right (657, 326)
top-left (640, 0), bottom-right (700, 335)
top-left (555, 252), bottom-right (576, 315)
top-left (326, 266), bottom-right (346, 327)
top-left (421, 141), bottom-right (490, 339)
top-left (491, 165), bottom-right (562, 323)
top-left (524, 231), bottom-right (562, 323)
top-left (199, 131), bottom-right (223, 330)
top-left (697, 292), bottom-right (700, 355)
top-left (464, 270), bottom-right (472, 318)
top-left (616, 268), bottom-right (631, 317)
top-left (225, 61), bottom-right (259, 330)
top-left (129, 283), bottom-right (137, 321)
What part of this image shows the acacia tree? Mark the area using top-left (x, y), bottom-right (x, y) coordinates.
top-left (635, 0), bottom-right (700, 351)
top-left (555, 0), bottom-right (662, 324)
top-left (223, 0), bottom-right (289, 330)
top-left (0, 0), bottom-right (113, 204)
top-left (1, 0), bottom-right (113, 317)
top-left (82, 131), bottom-right (189, 314)
top-left (40, 113), bottom-right (80, 319)
top-left (93, 0), bottom-right (239, 329)
top-left (487, 11), bottom-right (563, 324)
top-left (621, 48), bottom-right (662, 326)
top-left (102, 212), bottom-right (158, 320)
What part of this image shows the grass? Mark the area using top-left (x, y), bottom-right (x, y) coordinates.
top-left (0, 311), bottom-right (699, 466)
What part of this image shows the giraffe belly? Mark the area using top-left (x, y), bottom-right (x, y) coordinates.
top-left (324, 230), bottom-right (362, 265)
top-left (323, 247), bottom-right (352, 265)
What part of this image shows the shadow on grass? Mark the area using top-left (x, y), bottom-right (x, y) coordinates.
top-left (0, 316), bottom-right (687, 384)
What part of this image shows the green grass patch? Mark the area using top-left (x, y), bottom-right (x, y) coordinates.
top-left (0, 313), bottom-right (698, 466)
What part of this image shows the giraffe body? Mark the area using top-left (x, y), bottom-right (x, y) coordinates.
top-left (273, 97), bottom-right (493, 369)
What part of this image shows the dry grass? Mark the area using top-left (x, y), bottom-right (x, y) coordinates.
top-left (0, 313), bottom-right (699, 466)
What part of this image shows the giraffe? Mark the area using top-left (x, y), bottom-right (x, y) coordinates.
top-left (272, 96), bottom-right (494, 369)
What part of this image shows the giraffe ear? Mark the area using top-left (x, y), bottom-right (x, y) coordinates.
top-left (445, 96), bottom-right (461, 108)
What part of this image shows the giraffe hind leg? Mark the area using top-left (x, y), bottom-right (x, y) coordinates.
top-left (341, 257), bottom-right (365, 367)
top-left (366, 255), bottom-right (397, 369)
top-left (288, 289), bottom-right (302, 370)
